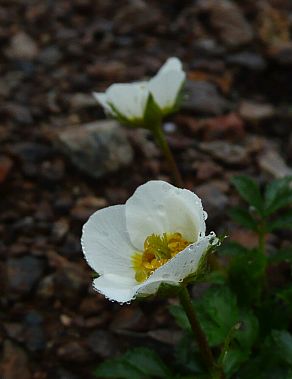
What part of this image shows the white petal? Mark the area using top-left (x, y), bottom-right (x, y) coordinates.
top-left (136, 236), bottom-right (211, 297)
top-left (106, 82), bottom-right (149, 120)
top-left (93, 92), bottom-right (113, 114)
top-left (125, 181), bottom-right (206, 250)
top-left (93, 235), bottom-right (212, 303)
top-left (158, 57), bottom-right (183, 74)
top-left (148, 70), bottom-right (185, 111)
top-left (81, 205), bottom-right (135, 278)
top-left (93, 274), bottom-right (136, 303)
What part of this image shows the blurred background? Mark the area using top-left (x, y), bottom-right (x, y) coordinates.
top-left (1, 0), bottom-right (292, 378)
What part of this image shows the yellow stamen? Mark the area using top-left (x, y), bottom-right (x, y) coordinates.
top-left (131, 232), bottom-right (191, 283)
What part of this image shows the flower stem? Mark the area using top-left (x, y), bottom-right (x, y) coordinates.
top-left (152, 122), bottom-right (184, 187)
top-left (178, 286), bottom-right (225, 379)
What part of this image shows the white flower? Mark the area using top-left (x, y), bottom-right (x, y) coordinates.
top-left (81, 181), bottom-right (214, 304)
top-left (93, 57), bottom-right (186, 125)
top-left (148, 57), bottom-right (186, 115)
top-left (93, 82), bottom-right (149, 123)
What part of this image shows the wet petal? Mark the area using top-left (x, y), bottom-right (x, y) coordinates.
top-left (93, 274), bottom-right (137, 303)
top-left (136, 236), bottom-right (211, 296)
top-left (81, 205), bottom-right (135, 278)
top-left (126, 181), bottom-right (206, 250)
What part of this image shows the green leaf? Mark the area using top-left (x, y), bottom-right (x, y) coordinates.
top-left (271, 330), bottom-right (292, 365)
top-left (229, 207), bottom-right (258, 230)
top-left (174, 334), bottom-right (204, 374)
top-left (264, 176), bottom-right (292, 215)
top-left (277, 286), bottom-right (292, 307)
top-left (169, 304), bottom-right (191, 332)
top-left (195, 286), bottom-right (239, 347)
top-left (228, 248), bottom-right (267, 306)
top-left (94, 348), bottom-right (173, 379)
top-left (95, 360), bottom-right (143, 379)
top-left (267, 209), bottom-right (292, 231)
top-left (217, 241), bottom-right (249, 257)
top-left (171, 286), bottom-right (239, 346)
top-left (231, 176), bottom-right (264, 215)
top-left (219, 310), bottom-right (258, 376)
top-left (268, 248), bottom-right (292, 263)
top-left (238, 330), bottom-right (292, 379)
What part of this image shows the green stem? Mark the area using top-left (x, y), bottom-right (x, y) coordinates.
top-left (152, 122), bottom-right (184, 187)
top-left (258, 223), bottom-right (268, 296)
top-left (178, 286), bottom-right (225, 379)
top-left (258, 229), bottom-right (265, 256)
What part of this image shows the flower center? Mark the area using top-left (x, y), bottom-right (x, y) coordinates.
top-left (131, 232), bottom-right (191, 283)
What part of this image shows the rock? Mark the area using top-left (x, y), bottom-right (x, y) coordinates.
top-left (58, 233), bottom-right (81, 258)
top-left (147, 329), bottom-right (182, 345)
top-left (5, 32), bottom-right (39, 60)
top-left (197, 0), bottom-right (253, 47)
top-left (193, 160), bottom-right (223, 181)
top-left (196, 182), bottom-right (228, 220)
top-left (51, 219), bottom-right (69, 242)
top-left (79, 296), bottom-right (105, 316)
top-left (127, 129), bottom-right (160, 159)
top-left (10, 142), bottom-right (53, 162)
top-left (192, 38), bottom-right (226, 57)
top-left (56, 121), bottom-right (134, 179)
top-left (226, 51), bottom-right (267, 71)
top-left (3, 104), bottom-right (33, 125)
top-left (6, 256), bottom-right (45, 296)
top-left (38, 46), bottom-right (62, 66)
top-left (0, 155), bottom-right (13, 183)
top-left (269, 42), bottom-right (292, 65)
top-left (199, 141), bottom-right (249, 165)
top-left (113, 0), bottom-right (162, 34)
top-left (4, 314), bottom-right (45, 353)
top-left (183, 80), bottom-right (228, 115)
top-left (56, 368), bottom-right (79, 379)
top-left (40, 159), bottom-right (65, 183)
top-left (86, 330), bottom-right (118, 359)
top-left (259, 150), bottom-right (292, 178)
top-left (0, 340), bottom-right (31, 379)
top-left (37, 275), bottom-right (55, 299)
top-left (110, 306), bottom-right (147, 332)
top-left (57, 341), bottom-right (91, 363)
top-left (23, 310), bottom-right (46, 352)
top-left (71, 196), bottom-right (107, 222)
top-left (238, 101), bottom-right (276, 122)
top-left (69, 93), bottom-right (96, 109)
top-left (48, 251), bottom-right (88, 301)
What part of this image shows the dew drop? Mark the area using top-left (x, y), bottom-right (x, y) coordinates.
top-left (203, 211), bottom-right (208, 220)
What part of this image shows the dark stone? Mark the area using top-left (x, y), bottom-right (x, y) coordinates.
top-left (0, 340), bottom-right (31, 379)
top-left (199, 141), bottom-right (249, 165)
top-left (197, 0), bottom-right (253, 48)
top-left (226, 51), bottom-right (267, 71)
top-left (10, 142), bottom-right (53, 162)
top-left (183, 80), bottom-right (228, 115)
top-left (6, 256), bottom-right (45, 295)
top-left (86, 330), bottom-right (119, 359)
top-left (196, 182), bottom-right (228, 220)
top-left (56, 121), bottom-right (133, 179)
